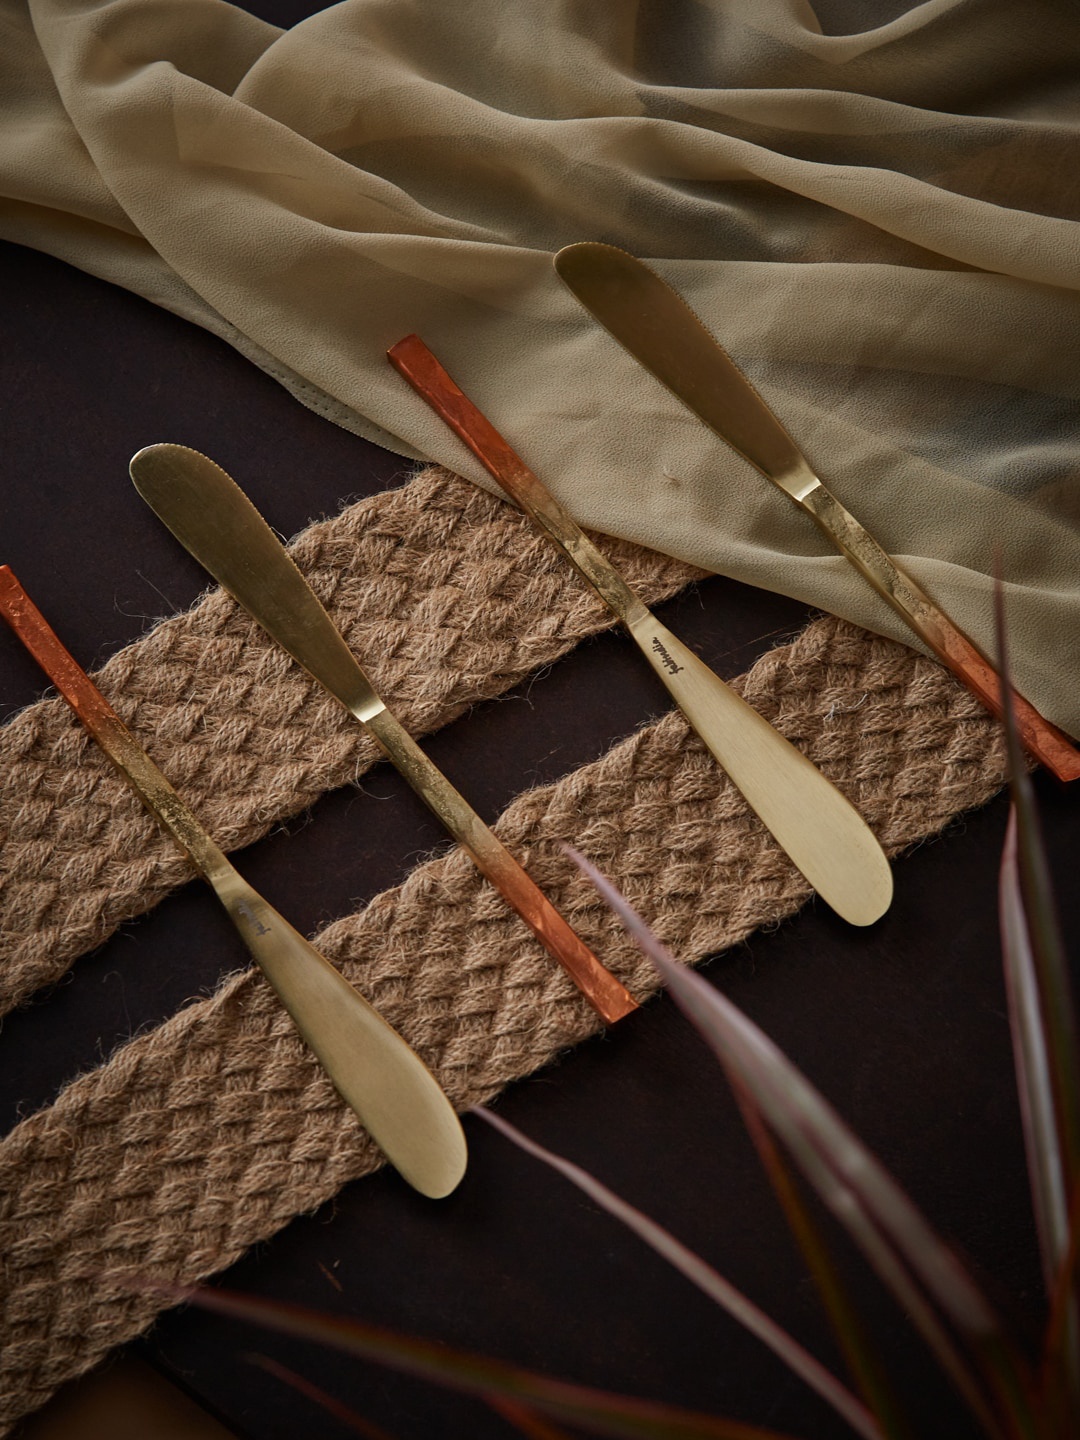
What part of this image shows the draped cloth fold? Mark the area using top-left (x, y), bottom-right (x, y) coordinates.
top-left (2, 0), bottom-right (1078, 730)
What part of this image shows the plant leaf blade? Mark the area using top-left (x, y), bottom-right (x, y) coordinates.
top-left (568, 850), bottom-right (1035, 1440)
top-left (474, 1105), bottom-right (882, 1440)
top-left (1000, 806), bottom-right (1070, 1291)
top-left (162, 1285), bottom-right (802, 1440)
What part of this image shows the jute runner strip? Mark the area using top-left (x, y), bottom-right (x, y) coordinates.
top-left (0, 600), bottom-right (1006, 1434)
top-left (0, 466), bottom-right (700, 1016)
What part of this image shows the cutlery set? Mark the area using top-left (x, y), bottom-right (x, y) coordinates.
top-left (4, 246), bottom-right (1074, 1196)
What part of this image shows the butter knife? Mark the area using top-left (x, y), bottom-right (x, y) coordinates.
top-left (0, 565), bottom-right (466, 1200)
top-left (129, 444), bottom-right (637, 1025)
top-left (388, 334), bottom-right (893, 927)
top-left (553, 241), bottom-right (1080, 784)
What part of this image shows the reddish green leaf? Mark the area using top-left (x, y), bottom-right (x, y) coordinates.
top-left (1000, 808), bottom-right (1069, 1293)
top-left (569, 850), bottom-right (1037, 1440)
top-left (727, 1081), bottom-right (913, 1440)
top-left (249, 1354), bottom-right (399, 1439)
top-left (162, 1285), bottom-right (800, 1440)
top-left (994, 573), bottom-right (1080, 1221)
top-left (255, 1352), bottom-right (575, 1440)
top-left (487, 1397), bottom-right (581, 1440)
top-left (475, 1105), bottom-right (882, 1440)
top-left (994, 578), bottom-right (1080, 1419)
top-left (1041, 1182), bottom-right (1080, 1433)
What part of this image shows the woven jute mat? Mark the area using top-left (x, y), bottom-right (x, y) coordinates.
top-left (0, 468), bottom-right (1007, 1434)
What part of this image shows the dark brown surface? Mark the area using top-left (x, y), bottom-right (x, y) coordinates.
top-left (15, 1355), bottom-right (237, 1440)
top-left (3, 7), bottom-right (1079, 1434)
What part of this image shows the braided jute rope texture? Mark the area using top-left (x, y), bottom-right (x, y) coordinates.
top-left (0, 467), bottom-right (699, 1016)
top-left (0, 468), bottom-right (1008, 1432)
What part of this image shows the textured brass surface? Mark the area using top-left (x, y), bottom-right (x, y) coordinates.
top-left (389, 334), bottom-right (893, 927)
top-left (130, 445), bottom-right (636, 1024)
top-left (554, 241), bottom-right (1080, 783)
top-left (0, 565), bottom-right (467, 1199)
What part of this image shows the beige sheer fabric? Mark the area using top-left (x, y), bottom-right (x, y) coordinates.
top-left (2, 0), bottom-right (1078, 732)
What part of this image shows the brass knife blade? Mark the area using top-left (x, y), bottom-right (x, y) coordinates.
top-left (553, 241), bottom-right (1080, 783)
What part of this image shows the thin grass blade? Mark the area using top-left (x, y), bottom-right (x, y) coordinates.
top-left (627, 931), bottom-right (1009, 1435)
top-left (727, 1079), bottom-right (914, 1440)
top-left (257, 1339), bottom-right (578, 1440)
top-left (1000, 808), bottom-right (1069, 1291)
top-left (487, 1398), bottom-right (582, 1440)
top-left (249, 1354), bottom-right (399, 1439)
top-left (1041, 1181), bottom-right (1080, 1433)
top-left (474, 1105), bottom-right (882, 1440)
top-left (994, 578), bottom-right (1080, 1231)
top-left (569, 850), bottom-right (1037, 1440)
top-left (994, 578), bottom-right (1080, 1419)
top-left (170, 1285), bottom-right (800, 1440)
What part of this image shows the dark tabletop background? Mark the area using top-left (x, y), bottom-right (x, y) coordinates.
top-left (4, 4), bottom-right (1080, 1437)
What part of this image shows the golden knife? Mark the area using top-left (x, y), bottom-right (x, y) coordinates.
top-left (0, 564), bottom-right (466, 1200)
top-left (553, 241), bottom-right (1080, 785)
top-left (388, 335), bottom-right (893, 927)
top-left (129, 444), bottom-right (637, 1025)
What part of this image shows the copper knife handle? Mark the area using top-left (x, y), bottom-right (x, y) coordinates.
top-left (364, 705), bottom-right (639, 1023)
top-left (801, 487), bottom-right (1080, 782)
top-left (389, 336), bottom-right (653, 630)
top-left (389, 341), bottom-right (648, 628)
